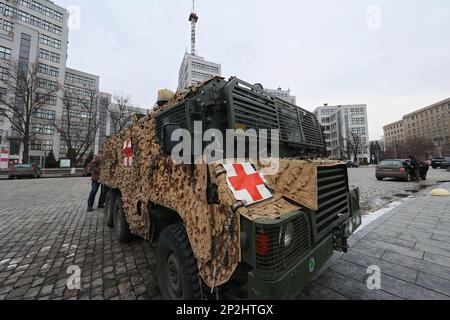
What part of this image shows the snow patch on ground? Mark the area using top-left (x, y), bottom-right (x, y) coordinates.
top-left (354, 197), bottom-right (412, 233)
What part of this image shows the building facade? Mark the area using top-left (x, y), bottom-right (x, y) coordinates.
top-left (178, 53), bottom-right (221, 90)
top-left (314, 104), bottom-right (370, 163)
top-left (0, 0), bottom-right (69, 164)
top-left (60, 67), bottom-right (100, 158)
top-left (264, 87), bottom-right (296, 105)
top-left (383, 98), bottom-right (450, 157)
top-left (97, 92), bottom-right (148, 150)
top-left (383, 120), bottom-right (405, 152)
top-left (0, 0), bottom-right (141, 166)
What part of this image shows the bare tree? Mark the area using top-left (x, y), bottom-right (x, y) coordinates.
top-left (106, 94), bottom-right (138, 134)
top-left (347, 132), bottom-right (368, 163)
top-left (0, 60), bottom-right (60, 163)
top-left (384, 137), bottom-right (436, 160)
top-left (54, 83), bottom-right (100, 166)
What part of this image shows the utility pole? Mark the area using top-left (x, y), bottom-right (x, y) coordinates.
top-left (189, 0), bottom-right (199, 56)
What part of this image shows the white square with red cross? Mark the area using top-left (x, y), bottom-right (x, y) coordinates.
top-left (123, 139), bottom-right (133, 167)
top-left (223, 163), bottom-right (273, 206)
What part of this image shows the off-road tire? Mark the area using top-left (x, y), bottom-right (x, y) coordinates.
top-left (104, 190), bottom-right (115, 228)
top-left (113, 196), bottom-right (132, 243)
top-left (156, 223), bottom-right (201, 300)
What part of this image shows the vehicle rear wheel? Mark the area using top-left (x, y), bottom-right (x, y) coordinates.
top-left (156, 222), bottom-right (201, 300)
top-left (113, 196), bottom-right (132, 243)
top-left (104, 190), bottom-right (115, 228)
top-left (376, 177), bottom-right (383, 181)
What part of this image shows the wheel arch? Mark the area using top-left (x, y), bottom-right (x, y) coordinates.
top-left (148, 202), bottom-right (183, 244)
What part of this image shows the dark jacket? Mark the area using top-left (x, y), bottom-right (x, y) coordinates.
top-left (88, 155), bottom-right (103, 182)
top-left (410, 157), bottom-right (419, 169)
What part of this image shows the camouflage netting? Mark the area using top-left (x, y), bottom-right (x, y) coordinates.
top-left (100, 91), bottom-right (343, 288)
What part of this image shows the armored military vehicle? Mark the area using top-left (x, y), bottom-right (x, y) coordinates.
top-left (100, 77), bottom-right (362, 300)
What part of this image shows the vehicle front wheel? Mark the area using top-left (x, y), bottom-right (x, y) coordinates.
top-left (156, 223), bottom-right (202, 300)
top-left (113, 196), bottom-right (132, 243)
top-left (376, 177), bottom-right (383, 181)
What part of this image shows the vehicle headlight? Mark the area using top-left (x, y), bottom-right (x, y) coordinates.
top-left (279, 223), bottom-right (294, 247)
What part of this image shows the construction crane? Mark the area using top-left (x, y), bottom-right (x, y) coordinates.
top-left (189, 0), bottom-right (199, 55)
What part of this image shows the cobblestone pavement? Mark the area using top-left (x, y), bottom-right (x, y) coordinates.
top-left (0, 178), bottom-right (159, 300)
top-left (348, 167), bottom-right (450, 213)
top-left (1, 170), bottom-right (450, 300)
top-left (302, 183), bottom-right (450, 300)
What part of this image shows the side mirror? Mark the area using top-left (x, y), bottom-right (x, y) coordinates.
top-left (162, 124), bottom-right (182, 155)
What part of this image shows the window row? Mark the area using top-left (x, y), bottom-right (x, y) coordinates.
top-left (351, 117), bottom-right (366, 125)
top-left (37, 78), bottom-right (59, 91)
top-left (64, 84), bottom-right (94, 98)
top-left (350, 108), bottom-right (365, 116)
top-left (65, 73), bottom-right (96, 88)
top-left (0, 46), bottom-right (11, 60)
top-left (40, 34), bottom-right (61, 50)
top-left (33, 108), bottom-right (56, 120)
top-left (63, 109), bottom-right (93, 120)
top-left (18, 0), bottom-right (64, 23)
top-left (39, 48), bottom-right (60, 64)
top-left (191, 70), bottom-right (214, 81)
top-left (31, 139), bottom-right (53, 151)
top-left (0, 66), bottom-right (8, 81)
top-left (32, 123), bottom-right (54, 135)
top-left (38, 63), bottom-right (59, 77)
top-left (351, 127), bottom-right (367, 135)
top-left (191, 62), bottom-right (219, 74)
top-left (1, 3), bottom-right (63, 35)
top-left (0, 19), bottom-right (14, 33)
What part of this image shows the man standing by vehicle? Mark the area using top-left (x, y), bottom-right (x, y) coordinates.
top-left (87, 151), bottom-right (106, 212)
top-left (409, 155), bottom-right (421, 182)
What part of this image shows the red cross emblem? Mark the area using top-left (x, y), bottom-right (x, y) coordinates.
top-left (224, 163), bottom-right (272, 205)
top-left (123, 139), bottom-right (133, 167)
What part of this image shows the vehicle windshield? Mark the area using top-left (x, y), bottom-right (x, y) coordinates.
top-left (14, 164), bottom-right (32, 169)
top-left (381, 160), bottom-right (402, 166)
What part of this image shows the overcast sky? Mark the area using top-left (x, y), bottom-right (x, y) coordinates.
top-left (57, 0), bottom-right (450, 140)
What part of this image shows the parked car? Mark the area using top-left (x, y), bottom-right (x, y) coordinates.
top-left (346, 161), bottom-right (360, 168)
top-left (376, 159), bottom-right (428, 182)
top-left (431, 158), bottom-right (450, 169)
top-left (8, 164), bottom-right (42, 179)
top-left (442, 159), bottom-right (450, 170)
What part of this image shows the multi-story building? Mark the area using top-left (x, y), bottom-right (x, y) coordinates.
top-left (383, 120), bottom-right (405, 151)
top-left (383, 97), bottom-right (450, 157)
top-left (0, 0), bottom-right (69, 164)
top-left (97, 92), bottom-right (148, 150)
top-left (60, 67), bottom-right (100, 158)
top-left (314, 104), bottom-right (370, 163)
top-left (265, 87), bottom-right (297, 105)
top-left (178, 53), bottom-right (221, 90)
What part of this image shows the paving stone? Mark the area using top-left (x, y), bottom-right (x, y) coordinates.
top-left (316, 270), bottom-right (401, 300)
top-left (381, 251), bottom-right (450, 280)
top-left (365, 232), bottom-right (416, 249)
top-left (423, 252), bottom-right (450, 268)
top-left (415, 242), bottom-right (450, 258)
top-left (358, 239), bottom-right (424, 260)
top-left (340, 251), bottom-right (418, 284)
top-left (416, 273), bottom-right (450, 297)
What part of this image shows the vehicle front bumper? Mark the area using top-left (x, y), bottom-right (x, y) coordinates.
top-left (247, 235), bottom-right (334, 300)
